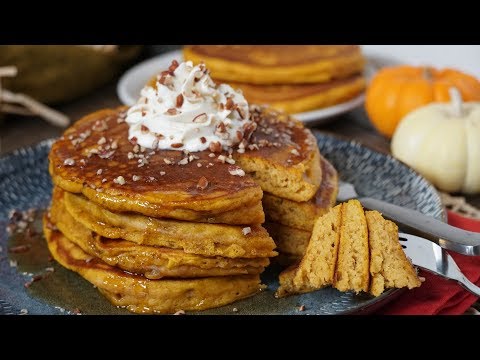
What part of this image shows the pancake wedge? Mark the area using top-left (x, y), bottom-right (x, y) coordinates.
top-left (44, 218), bottom-right (263, 314)
top-left (334, 200), bottom-right (370, 293)
top-left (366, 210), bottom-right (421, 296)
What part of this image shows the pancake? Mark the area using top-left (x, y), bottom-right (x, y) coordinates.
top-left (264, 222), bottom-right (311, 260)
top-left (49, 107), bottom-right (263, 224)
top-left (263, 155), bottom-right (338, 230)
top-left (183, 45), bottom-right (365, 85)
top-left (50, 195), bottom-right (270, 279)
top-left (234, 106), bottom-right (322, 202)
top-left (49, 106), bottom-right (322, 220)
top-left (43, 217), bottom-right (263, 314)
top-left (225, 75), bottom-right (365, 114)
top-left (60, 188), bottom-right (277, 259)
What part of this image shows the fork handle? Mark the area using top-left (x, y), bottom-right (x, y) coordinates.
top-left (456, 275), bottom-right (480, 297)
top-left (359, 197), bottom-right (480, 256)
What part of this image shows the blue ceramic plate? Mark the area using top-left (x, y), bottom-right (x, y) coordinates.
top-left (0, 132), bottom-right (444, 315)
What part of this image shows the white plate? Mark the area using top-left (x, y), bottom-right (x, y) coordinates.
top-left (117, 49), bottom-right (366, 126)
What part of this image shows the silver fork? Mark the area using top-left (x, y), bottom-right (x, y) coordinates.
top-left (400, 233), bottom-right (480, 297)
top-left (338, 181), bottom-right (480, 256)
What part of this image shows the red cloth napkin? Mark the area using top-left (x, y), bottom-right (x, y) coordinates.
top-left (377, 210), bottom-right (480, 315)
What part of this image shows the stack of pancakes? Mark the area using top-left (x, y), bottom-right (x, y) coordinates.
top-left (183, 45), bottom-right (366, 114)
top-left (45, 104), bottom-right (336, 314)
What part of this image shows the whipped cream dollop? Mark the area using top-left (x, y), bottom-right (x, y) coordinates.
top-left (126, 61), bottom-right (254, 152)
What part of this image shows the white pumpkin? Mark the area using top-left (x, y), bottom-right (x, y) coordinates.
top-left (391, 88), bottom-right (480, 194)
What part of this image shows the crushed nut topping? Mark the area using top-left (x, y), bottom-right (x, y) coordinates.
top-left (197, 176), bottom-right (209, 190)
top-left (176, 94), bottom-right (184, 107)
top-left (166, 108), bottom-right (179, 115)
top-left (92, 120), bottom-right (108, 132)
top-left (209, 141), bottom-right (222, 153)
top-left (63, 158), bottom-right (75, 166)
top-left (228, 166), bottom-right (245, 177)
top-left (225, 97), bottom-right (234, 110)
top-left (242, 227), bottom-right (251, 235)
top-left (113, 176), bottom-right (126, 185)
top-left (177, 157), bottom-right (189, 166)
top-left (192, 113), bottom-right (208, 123)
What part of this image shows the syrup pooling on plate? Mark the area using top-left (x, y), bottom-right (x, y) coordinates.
top-left (126, 61), bottom-right (254, 152)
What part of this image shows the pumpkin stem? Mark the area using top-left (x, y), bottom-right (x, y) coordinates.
top-left (422, 67), bottom-right (434, 81)
top-left (449, 87), bottom-right (463, 117)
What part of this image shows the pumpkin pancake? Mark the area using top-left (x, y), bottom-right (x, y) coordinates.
top-left (50, 194), bottom-right (270, 279)
top-left (43, 216), bottom-right (263, 314)
top-left (234, 106), bottom-right (322, 202)
top-left (225, 75), bottom-right (365, 114)
top-left (49, 106), bottom-right (322, 221)
top-left (263, 154), bottom-right (338, 230)
top-left (264, 222), bottom-right (311, 262)
top-left (49, 107), bottom-right (264, 224)
top-left (57, 187), bottom-right (277, 259)
top-left (183, 45), bottom-right (365, 85)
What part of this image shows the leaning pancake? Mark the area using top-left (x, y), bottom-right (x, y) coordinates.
top-left (50, 195), bottom-right (269, 279)
top-left (263, 155), bottom-right (338, 230)
top-left (60, 188), bottom-right (277, 259)
top-left (225, 75), bottom-right (365, 114)
top-left (49, 107), bottom-right (264, 224)
top-left (183, 45), bottom-right (365, 85)
top-left (234, 106), bottom-right (322, 202)
top-left (44, 217), bottom-right (263, 314)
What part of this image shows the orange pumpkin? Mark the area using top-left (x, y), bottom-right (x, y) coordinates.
top-left (365, 65), bottom-right (480, 138)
